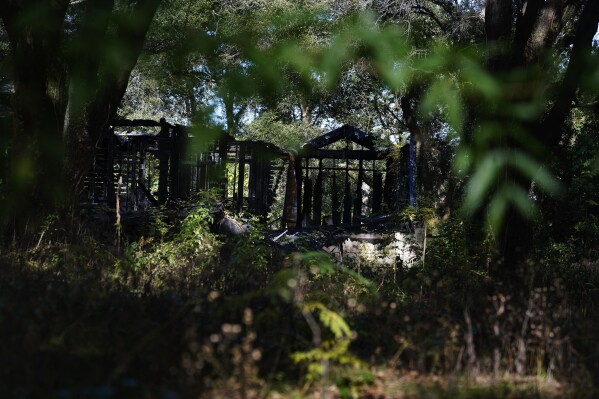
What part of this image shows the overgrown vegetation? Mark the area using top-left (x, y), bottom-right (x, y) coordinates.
top-left (1, 202), bottom-right (597, 398)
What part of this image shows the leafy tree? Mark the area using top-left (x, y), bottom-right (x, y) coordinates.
top-left (468, 0), bottom-right (599, 268)
top-left (0, 0), bottom-right (161, 243)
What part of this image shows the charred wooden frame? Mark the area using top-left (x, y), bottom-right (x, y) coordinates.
top-left (83, 121), bottom-right (412, 229)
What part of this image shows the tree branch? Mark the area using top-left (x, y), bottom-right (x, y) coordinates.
top-left (540, 0), bottom-right (599, 148)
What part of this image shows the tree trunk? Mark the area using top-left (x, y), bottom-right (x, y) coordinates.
top-left (400, 91), bottom-right (434, 201)
top-left (1, 0), bottom-right (161, 244)
top-left (483, 0), bottom-right (599, 271)
top-left (1, 0), bottom-right (69, 244)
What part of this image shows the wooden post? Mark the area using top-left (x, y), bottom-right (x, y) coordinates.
top-left (332, 170), bottom-right (341, 225)
top-left (283, 152), bottom-right (298, 229)
top-left (302, 177), bottom-right (313, 227)
top-left (313, 159), bottom-right (323, 226)
top-left (353, 159), bottom-right (363, 223)
top-left (106, 127), bottom-right (116, 208)
top-left (343, 157), bottom-right (352, 225)
top-left (169, 126), bottom-right (180, 200)
top-left (253, 150), bottom-right (269, 217)
top-left (295, 154), bottom-right (303, 228)
top-left (372, 170), bottom-right (383, 214)
top-left (217, 134), bottom-right (229, 200)
top-left (177, 127), bottom-right (191, 199)
top-left (232, 145), bottom-right (238, 208)
top-left (198, 152), bottom-right (207, 192)
top-left (266, 158), bottom-right (277, 213)
top-left (157, 118), bottom-right (170, 204)
top-left (384, 156), bottom-right (399, 211)
top-left (237, 144), bottom-right (246, 213)
top-left (248, 149), bottom-right (258, 212)
top-left (261, 152), bottom-right (273, 219)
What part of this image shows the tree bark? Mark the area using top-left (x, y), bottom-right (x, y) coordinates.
top-left (1, 0), bottom-right (69, 244)
top-left (485, 0), bottom-right (599, 270)
top-left (400, 91), bottom-right (434, 200)
top-left (1, 0), bottom-right (161, 244)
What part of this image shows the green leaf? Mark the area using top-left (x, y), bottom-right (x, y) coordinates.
top-left (462, 151), bottom-right (504, 216)
top-left (420, 78), bottom-right (463, 131)
top-left (459, 56), bottom-right (502, 100)
top-left (453, 147), bottom-right (472, 176)
top-left (504, 183), bottom-right (537, 219)
top-left (508, 150), bottom-right (561, 195)
top-left (302, 302), bottom-right (351, 339)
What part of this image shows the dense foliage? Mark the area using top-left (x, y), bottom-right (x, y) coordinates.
top-left (0, 0), bottom-right (598, 398)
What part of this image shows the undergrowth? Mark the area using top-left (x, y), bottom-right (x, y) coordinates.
top-left (0, 205), bottom-right (597, 398)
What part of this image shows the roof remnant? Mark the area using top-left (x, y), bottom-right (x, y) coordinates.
top-left (301, 124), bottom-right (378, 152)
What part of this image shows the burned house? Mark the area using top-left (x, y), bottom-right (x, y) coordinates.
top-left (281, 124), bottom-right (410, 229)
top-left (83, 118), bottom-right (284, 217)
top-left (84, 120), bottom-right (411, 229)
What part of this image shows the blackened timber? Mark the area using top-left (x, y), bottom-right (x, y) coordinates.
top-left (248, 153), bottom-right (258, 211)
top-left (283, 152), bottom-right (299, 228)
top-left (236, 145), bottom-right (245, 212)
top-left (384, 156), bottom-right (399, 211)
top-left (302, 124), bottom-right (377, 151)
top-left (263, 157), bottom-right (273, 217)
top-left (198, 161), bottom-right (207, 192)
top-left (138, 182), bottom-right (160, 206)
top-left (294, 154), bottom-right (302, 228)
top-left (343, 160), bottom-right (352, 225)
top-left (372, 171), bottom-right (383, 214)
top-left (170, 126), bottom-right (181, 200)
top-left (302, 177), bottom-right (313, 226)
top-left (254, 155), bottom-right (263, 215)
top-left (302, 165), bottom-right (382, 172)
top-left (302, 149), bottom-right (386, 160)
top-left (313, 160), bottom-right (323, 226)
top-left (177, 128), bottom-right (191, 199)
top-left (332, 170), bottom-right (341, 225)
top-left (271, 165), bottom-right (285, 217)
top-left (252, 153), bottom-right (271, 217)
top-left (353, 159), bottom-right (363, 223)
top-left (157, 120), bottom-right (170, 204)
top-left (112, 119), bottom-right (165, 127)
top-left (217, 134), bottom-right (230, 198)
top-left (106, 128), bottom-right (116, 208)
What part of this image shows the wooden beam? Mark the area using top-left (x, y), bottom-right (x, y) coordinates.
top-left (353, 159), bottom-right (363, 223)
top-left (343, 157), bottom-right (352, 225)
top-left (313, 160), bottom-right (323, 226)
top-left (301, 149), bottom-right (387, 160)
top-left (138, 181), bottom-right (160, 206)
top-left (332, 170), bottom-right (341, 225)
top-left (112, 119), bottom-right (160, 127)
top-left (157, 119), bottom-right (170, 204)
top-left (373, 171), bottom-right (383, 214)
top-left (302, 177), bottom-right (313, 227)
